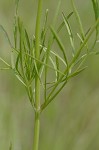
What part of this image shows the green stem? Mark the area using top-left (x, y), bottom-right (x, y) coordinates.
top-left (33, 0), bottom-right (42, 150)
top-left (33, 111), bottom-right (40, 150)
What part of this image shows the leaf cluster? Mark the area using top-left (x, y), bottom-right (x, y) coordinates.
top-left (0, 0), bottom-right (99, 112)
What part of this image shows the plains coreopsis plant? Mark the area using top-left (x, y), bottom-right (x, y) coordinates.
top-left (0, 0), bottom-right (99, 150)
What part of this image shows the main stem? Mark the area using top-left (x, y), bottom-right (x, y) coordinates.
top-left (33, 0), bottom-right (42, 150)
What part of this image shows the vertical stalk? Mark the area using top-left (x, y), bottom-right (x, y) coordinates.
top-left (33, 0), bottom-right (42, 150)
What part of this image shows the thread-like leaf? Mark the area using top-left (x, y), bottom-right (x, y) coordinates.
top-left (15, 0), bottom-right (20, 14)
top-left (14, 25), bottom-right (18, 49)
top-left (41, 45), bottom-right (67, 66)
top-left (50, 26), bottom-right (68, 66)
top-left (15, 73), bottom-right (26, 86)
top-left (68, 66), bottom-right (88, 78)
top-left (71, 0), bottom-right (85, 40)
top-left (0, 68), bottom-right (11, 70)
top-left (55, 56), bottom-right (60, 81)
top-left (15, 53), bottom-right (20, 71)
top-left (69, 18), bottom-right (99, 67)
top-left (57, 12), bottom-right (73, 33)
top-left (91, 0), bottom-right (99, 50)
top-left (50, 56), bottom-right (58, 82)
top-left (0, 25), bottom-right (13, 48)
top-left (25, 29), bottom-right (31, 50)
top-left (44, 19), bottom-right (99, 108)
top-left (71, 0), bottom-right (89, 52)
top-left (41, 65), bottom-right (87, 111)
top-left (52, 0), bottom-right (61, 27)
top-left (41, 80), bottom-right (67, 111)
top-left (44, 0), bottom-right (62, 100)
top-left (41, 9), bottom-right (49, 44)
top-left (62, 12), bottom-right (75, 56)
top-left (92, 0), bottom-right (99, 21)
top-left (73, 54), bottom-right (87, 67)
top-left (0, 57), bottom-right (11, 67)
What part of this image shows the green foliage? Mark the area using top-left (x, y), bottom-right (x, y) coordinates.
top-left (0, 0), bottom-right (99, 149)
top-left (91, 0), bottom-right (99, 49)
top-left (0, 0), bottom-right (99, 111)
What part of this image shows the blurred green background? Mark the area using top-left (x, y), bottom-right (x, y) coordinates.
top-left (0, 0), bottom-right (99, 150)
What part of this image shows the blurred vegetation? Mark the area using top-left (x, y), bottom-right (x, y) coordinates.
top-left (0, 0), bottom-right (99, 150)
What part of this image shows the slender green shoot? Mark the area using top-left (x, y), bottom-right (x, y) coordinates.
top-left (0, 0), bottom-right (99, 150)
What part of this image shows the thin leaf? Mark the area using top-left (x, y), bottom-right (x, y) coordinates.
top-left (92, 0), bottom-right (99, 21)
top-left (15, 53), bottom-right (20, 71)
top-left (11, 50), bottom-right (15, 69)
top-left (73, 54), bottom-right (87, 67)
top-left (57, 12), bottom-right (73, 33)
top-left (62, 12), bottom-right (75, 56)
top-left (55, 56), bottom-right (60, 81)
top-left (18, 17), bottom-right (26, 79)
top-left (41, 9), bottom-right (49, 43)
top-left (91, 0), bottom-right (99, 50)
top-left (14, 25), bottom-right (18, 49)
top-left (44, 0), bottom-right (62, 100)
top-left (18, 51), bottom-right (66, 76)
top-left (49, 56), bottom-right (58, 82)
top-left (52, 0), bottom-right (62, 27)
top-left (46, 19), bottom-right (99, 107)
top-left (69, 18), bottom-right (99, 67)
top-left (0, 25), bottom-right (13, 48)
top-left (50, 26), bottom-right (68, 66)
top-left (41, 45), bottom-right (67, 66)
top-left (15, 0), bottom-right (20, 15)
top-left (0, 68), bottom-right (11, 70)
top-left (41, 65), bottom-right (87, 111)
top-left (15, 74), bottom-right (26, 86)
top-left (25, 29), bottom-right (31, 50)
top-left (0, 57), bottom-right (11, 67)
top-left (77, 33), bottom-right (84, 43)
top-left (68, 66), bottom-right (88, 79)
top-left (71, 0), bottom-right (89, 52)
top-left (32, 50), bottom-right (45, 89)
top-left (41, 80), bottom-right (67, 111)
top-left (71, 0), bottom-right (85, 40)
